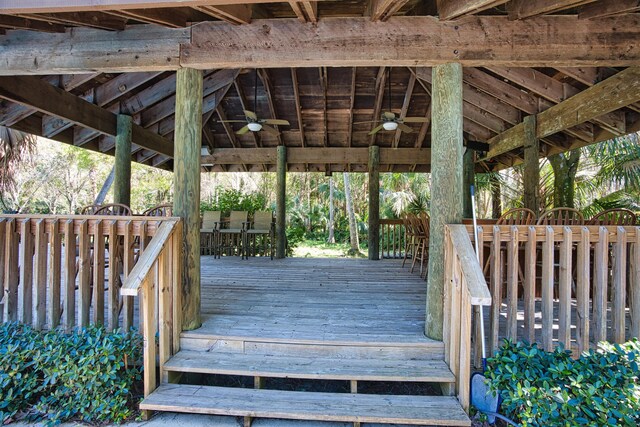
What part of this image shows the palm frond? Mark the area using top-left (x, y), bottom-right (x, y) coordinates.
top-left (0, 127), bottom-right (37, 191)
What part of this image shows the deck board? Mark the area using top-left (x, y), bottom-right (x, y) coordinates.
top-left (192, 257), bottom-right (433, 347)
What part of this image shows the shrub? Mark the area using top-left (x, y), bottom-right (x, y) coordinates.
top-left (486, 340), bottom-right (640, 427)
top-left (0, 323), bottom-right (142, 426)
top-left (201, 189), bottom-right (267, 217)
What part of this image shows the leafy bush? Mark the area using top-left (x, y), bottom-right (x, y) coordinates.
top-left (200, 189), bottom-right (267, 217)
top-left (487, 340), bottom-right (640, 427)
top-left (0, 323), bottom-right (142, 425)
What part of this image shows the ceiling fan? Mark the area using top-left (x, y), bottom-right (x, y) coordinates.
top-left (355, 68), bottom-right (428, 135)
top-left (216, 69), bottom-right (290, 136)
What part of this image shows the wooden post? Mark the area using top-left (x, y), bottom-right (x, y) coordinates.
top-left (462, 148), bottom-right (474, 219)
top-left (523, 115), bottom-right (540, 216)
top-left (113, 114), bottom-right (132, 207)
top-left (276, 145), bottom-right (287, 259)
top-left (426, 63), bottom-right (464, 340)
top-left (173, 68), bottom-right (203, 331)
top-left (368, 145), bottom-right (380, 260)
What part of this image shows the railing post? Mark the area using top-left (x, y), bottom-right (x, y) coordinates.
top-left (368, 145), bottom-right (380, 261)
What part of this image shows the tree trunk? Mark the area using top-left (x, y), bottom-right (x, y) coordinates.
top-left (327, 176), bottom-right (335, 244)
top-left (343, 173), bottom-right (360, 253)
top-left (549, 149), bottom-right (581, 208)
top-left (490, 173), bottom-right (502, 219)
top-left (94, 166), bottom-right (115, 206)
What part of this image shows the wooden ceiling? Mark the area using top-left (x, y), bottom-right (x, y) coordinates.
top-left (0, 0), bottom-right (639, 172)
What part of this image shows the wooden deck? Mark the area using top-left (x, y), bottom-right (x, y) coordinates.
top-left (189, 257), bottom-right (434, 348)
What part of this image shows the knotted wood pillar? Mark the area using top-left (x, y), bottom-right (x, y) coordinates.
top-left (113, 114), bottom-right (132, 207)
top-left (523, 115), bottom-right (540, 216)
top-left (173, 68), bottom-right (203, 331)
top-left (276, 146), bottom-right (287, 259)
top-left (426, 63), bottom-right (464, 340)
top-left (368, 145), bottom-right (380, 260)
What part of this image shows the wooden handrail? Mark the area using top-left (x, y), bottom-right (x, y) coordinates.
top-left (443, 224), bottom-right (491, 413)
top-left (121, 221), bottom-right (178, 296)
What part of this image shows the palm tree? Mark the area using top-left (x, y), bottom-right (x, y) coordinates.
top-left (343, 173), bottom-right (360, 254)
top-left (0, 126), bottom-right (36, 193)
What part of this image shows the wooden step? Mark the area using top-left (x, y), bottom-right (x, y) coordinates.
top-left (141, 384), bottom-right (471, 426)
top-left (164, 350), bottom-right (455, 383)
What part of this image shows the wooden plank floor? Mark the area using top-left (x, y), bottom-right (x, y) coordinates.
top-left (190, 257), bottom-right (435, 347)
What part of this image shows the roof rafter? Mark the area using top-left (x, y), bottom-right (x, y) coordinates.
top-left (370, 0), bottom-right (410, 21)
top-left (507, 0), bottom-right (598, 19)
top-left (369, 66), bottom-right (387, 146)
top-left (392, 71), bottom-right (415, 148)
top-left (579, 0), bottom-right (640, 19)
top-left (436, 0), bottom-right (509, 20)
top-left (193, 4), bottom-right (252, 25)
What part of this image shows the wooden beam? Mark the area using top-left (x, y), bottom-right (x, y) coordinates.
top-left (508, 0), bottom-right (598, 19)
top-left (369, 67), bottom-right (387, 146)
top-left (289, 1), bottom-right (317, 23)
top-left (393, 72), bottom-right (416, 148)
top-left (104, 8), bottom-right (190, 27)
top-left (291, 69), bottom-right (305, 147)
top-left (257, 69), bottom-right (283, 145)
top-left (486, 67), bottom-right (640, 159)
top-left (173, 68), bottom-right (203, 331)
top-left (463, 67), bottom-right (538, 115)
top-left (17, 12), bottom-right (127, 31)
top-left (114, 115), bottom-right (133, 207)
top-left (216, 106), bottom-right (240, 149)
top-left (203, 147), bottom-right (432, 165)
top-left (368, 145), bottom-right (380, 260)
top-left (319, 67), bottom-right (328, 147)
top-left (276, 146), bottom-right (287, 259)
top-left (437, 0), bottom-right (509, 20)
top-left (522, 115), bottom-right (540, 216)
top-left (580, 0), bottom-right (640, 19)
top-left (194, 5), bottom-right (252, 25)
top-left (0, 0), bottom-right (331, 13)
top-left (347, 67), bottom-right (357, 148)
top-left (370, 0), bottom-right (410, 21)
top-left (555, 67), bottom-right (599, 85)
top-left (0, 75), bottom-right (173, 157)
top-left (0, 15), bottom-right (65, 32)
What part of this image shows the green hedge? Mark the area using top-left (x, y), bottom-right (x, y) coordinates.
top-left (486, 340), bottom-right (640, 427)
top-left (0, 323), bottom-right (142, 425)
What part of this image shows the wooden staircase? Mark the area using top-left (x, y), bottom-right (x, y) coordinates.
top-left (140, 332), bottom-right (471, 426)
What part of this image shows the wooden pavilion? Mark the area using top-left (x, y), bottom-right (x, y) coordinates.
top-left (1, 1), bottom-right (640, 425)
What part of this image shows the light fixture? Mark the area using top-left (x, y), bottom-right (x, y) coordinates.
top-left (247, 122), bottom-right (263, 132)
top-left (383, 121), bottom-right (399, 131)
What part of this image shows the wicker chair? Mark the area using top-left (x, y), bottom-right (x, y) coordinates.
top-left (244, 211), bottom-right (275, 259)
top-left (587, 208), bottom-right (637, 226)
top-left (536, 207), bottom-right (584, 226)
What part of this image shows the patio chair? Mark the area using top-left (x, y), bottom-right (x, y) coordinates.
top-left (94, 203), bottom-right (132, 216)
top-left (217, 211), bottom-right (248, 258)
top-left (143, 203), bottom-right (173, 217)
top-left (401, 214), bottom-right (417, 268)
top-left (587, 208), bottom-right (637, 226)
top-left (497, 208), bottom-right (536, 226)
top-left (536, 207), bottom-right (584, 225)
top-left (200, 211), bottom-right (221, 256)
top-left (410, 213), bottom-right (430, 278)
top-left (80, 204), bottom-right (102, 215)
top-left (244, 211), bottom-right (275, 259)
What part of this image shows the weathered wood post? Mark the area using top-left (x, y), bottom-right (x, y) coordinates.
top-left (523, 115), bottom-right (540, 216)
top-left (276, 145), bottom-right (287, 259)
top-left (368, 145), bottom-right (380, 260)
top-left (113, 114), bottom-right (132, 207)
top-left (462, 148), bottom-right (474, 219)
top-left (173, 68), bottom-right (203, 331)
top-left (426, 63), bottom-right (464, 340)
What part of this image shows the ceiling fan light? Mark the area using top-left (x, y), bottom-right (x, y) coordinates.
top-left (247, 122), bottom-right (263, 132)
top-left (383, 121), bottom-right (398, 131)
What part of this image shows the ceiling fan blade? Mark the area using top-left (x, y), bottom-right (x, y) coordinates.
top-left (243, 110), bottom-right (258, 121)
top-left (261, 125), bottom-right (280, 136)
top-left (397, 123), bottom-right (414, 133)
top-left (263, 119), bottom-right (290, 126)
top-left (368, 124), bottom-right (384, 136)
top-left (236, 125), bottom-right (250, 135)
top-left (382, 111), bottom-right (396, 121)
top-left (401, 117), bottom-right (429, 123)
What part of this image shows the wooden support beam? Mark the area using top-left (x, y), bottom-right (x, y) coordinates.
top-left (0, 75), bottom-right (173, 157)
top-left (18, 11), bottom-right (127, 31)
top-left (257, 69), bottom-right (283, 146)
top-left (203, 147), bottom-right (431, 166)
top-left (462, 149), bottom-right (474, 219)
top-left (0, 15), bottom-right (65, 32)
top-left (194, 4), bottom-right (252, 25)
top-left (347, 68), bottom-right (357, 148)
top-left (369, 67), bottom-right (387, 146)
top-left (368, 145), bottom-right (380, 260)
top-left (523, 115), bottom-right (540, 216)
top-left (426, 63), bottom-right (464, 341)
top-left (216, 106), bottom-right (240, 149)
top-left (370, 0), bottom-right (410, 21)
top-left (508, 0), bottom-right (598, 19)
top-left (0, 0), bottom-right (332, 13)
top-left (276, 146), bottom-right (287, 259)
top-left (291, 69), bottom-right (305, 147)
top-left (289, 1), bottom-right (317, 23)
top-left (233, 80), bottom-right (262, 148)
top-left (393, 72), bottom-right (416, 148)
top-left (555, 67), bottom-right (599, 86)
top-left (103, 8), bottom-right (189, 27)
top-left (486, 67), bottom-right (640, 159)
top-left (463, 67), bottom-right (538, 115)
top-left (173, 68), bottom-right (203, 331)
top-left (319, 67), bottom-right (329, 147)
top-left (580, 0), bottom-right (640, 19)
top-left (437, 0), bottom-right (509, 20)
top-left (114, 115), bottom-right (133, 207)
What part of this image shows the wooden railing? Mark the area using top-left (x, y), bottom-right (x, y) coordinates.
top-left (471, 224), bottom-right (640, 357)
top-left (0, 214), bottom-right (178, 332)
top-left (443, 225), bottom-right (492, 412)
top-left (121, 220), bottom-right (182, 400)
top-left (379, 219), bottom-right (406, 259)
